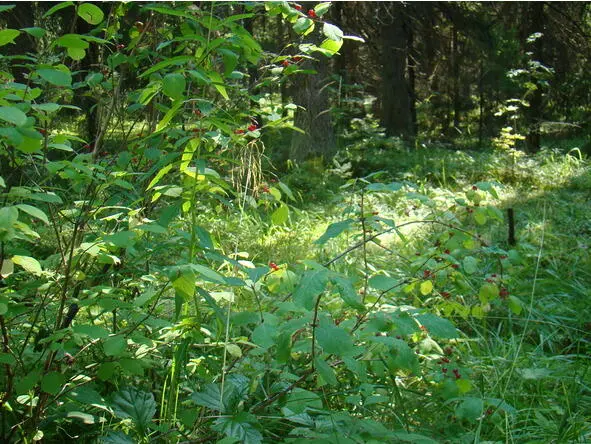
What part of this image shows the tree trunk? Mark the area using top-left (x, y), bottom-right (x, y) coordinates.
top-left (380, 6), bottom-right (414, 140)
top-left (289, 58), bottom-right (336, 162)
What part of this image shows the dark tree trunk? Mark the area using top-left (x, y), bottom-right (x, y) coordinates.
top-left (289, 58), bottom-right (336, 162)
top-left (524, 2), bottom-right (545, 153)
top-left (380, 6), bottom-right (414, 140)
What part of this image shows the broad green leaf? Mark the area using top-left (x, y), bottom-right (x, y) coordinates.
top-left (208, 71), bottom-right (229, 100)
top-left (315, 219), bottom-right (353, 244)
top-left (456, 397), bottom-right (484, 422)
top-left (293, 268), bottom-right (329, 310)
top-left (0, 176), bottom-right (4, 187)
top-left (369, 275), bottom-right (398, 291)
top-left (162, 73), bottom-right (186, 100)
top-left (0, 29), bottom-right (20, 46)
top-left (103, 335), bottom-right (126, 356)
top-left (276, 331), bottom-right (292, 363)
top-left (192, 383), bottom-right (225, 411)
top-left (212, 413), bottom-right (262, 444)
top-left (315, 358), bottom-right (337, 385)
top-left (0, 106), bottom-right (27, 126)
top-left (77, 3), bottom-right (104, 25)
top-left (67, 47), bottom-right (86, 60)
top-left (146, 164), bottom-right (173, 190)
top-left (173, 271), bottom-right (195, 301)
top-left (56, 34), bottom-right (89, 49)
top-left (293, 17), bottom-right (314, 35)
top-left (415, 313), bottom-right (458, 338)
top-left (462, 256), bottom-right (478, 274)
top-left (323, 23), bottom-right (343, 41)
top-left (419, 280), bottom-right (433, 295)
top-left (15, 204), bottom-right (49, 225)
top-left (37, 68), bottom-right (72, 87)
top-left (111, 387), bottom-right (156, 434)
top-left (156, 99), bottom-right (183, 131)
top-left (41, 372), bottom-right (65, 395)
top-left (508, 295), bottom-right (523, 315)
top-left (332, 275), bottom-right (364, 309)
top-left (319, 38), bottom-right (342, 56)
top-left (314, 2), bottom-right (331, 16)
top-left (73, 324), bottom-right (110, 339)
top-left (190, 264), bottom-right (225, 284)
top-left (316, 320), bottom-right (355, 356)
top-left (12, 255), bottom-right (42, 275)
top-left (16, 135), bottom-right (42, 153)
top-left (0, 206), bottom-right (18, 229)
top-left (284, 388), bottom-right (323, 414)
top-left (271, 203), bottom-right (289, 225)
top-left (252, 323), bottom-right (276, 349)
top-left (105, 231), bottom-right (136, 248)
top-left (43, 1), bottom-right (73, 18)
top-left (21, 27), bottom-right (46, 38)
top-left (479, 283), bottom-right (499, 303)
top-left (139, 55), bottom-right (192, 78)
top-left (0, 5), bottom-right (15, 12)
top-left (100, 431), bottom-right (134, 444)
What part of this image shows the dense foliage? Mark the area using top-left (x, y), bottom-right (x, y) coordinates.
top-left (0, 2), bottom-right (590, 443)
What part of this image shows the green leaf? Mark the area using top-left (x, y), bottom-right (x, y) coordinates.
top-left (293, 17), bottom-right (314, 35)
top-left (0, 29), bottom-right (20, 46)
top-left (156, 99), bottom-right (183, 131)
top-left (73, 324), bottom-right (110, 339)
top-left (456, 397), bottom-right (484, 422)
top-left (0, 176), bottom-right (5, 188)
top-left (315, 219), bottom-right (353, 244)
top-left (323, 23), bottom-right (343, 41)
top-left (332, 275), bottom-right (364, 309)
top-left (56, 34), bottom-right (89, 49)
top-left (139, 55), bottom-right (192, 78)
top-left (103, 335), bottom-right (126, 357)
top-left (100, 431), bottom-right (135, 444)
top-left (0, 5), bottom-right (15, 13)
top-left (316, 320), bottom-right (355, 356)
top-left (146, 163), bottom-right (173, 190)
top-left (0, 106), bottom-right (27, 126)
top-left (67, 47), bottom-right (86, 60)
top-left (419, 280), bottom-right (433, 295)
top-left (319, 38), bottom-right (342, 56)
top-left (252, 323), bottom-right (277, 349)
top-left (508, 295), bottom-right (523, 315)
top-left (462, 256), bottom-right (478, 274)
top-left (208, 71), bottom-right (229, 100)
top-left (212, 413), bottom-right (262, 444)
top-left (77, 3), bottom-right (104, 25)
top-left (479, 283), bottom-right (499, 303)
top-left (368, 275), bottom-right (398, 291)
top-left (293, 268), bottom-right (329, 310)
top-left (37, 68), bottom-right (72, 87)
top-left (12, 255), bottom-right (42, 275)
top-left (43, 2), bottom-right (73, 18)
top-left (21, 27), bottom-right (46, 38)
top-left (105, 231), bottom-right (136, 248)
top-left (190, 264), bottom-right (226, 284)
top-left (314, 2), bottom-right (331, 16)
top-left (315, 358), bottom-right (337, 385)
top-left (41, 372), bottom-right (65, 395)
top-left (162, 73), bottom-right (186, 100)
top-left (271, 203), bottom-right (289, 225)
top-left (415, 313), bottom-right (458, 338)
top-left (284, 388), bottom-right (322, 413)
top-left (15, 204), bottom-right (49, 225)
top-left (111, 387), bottom-right (156, 434)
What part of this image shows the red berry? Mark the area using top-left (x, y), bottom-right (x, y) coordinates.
top-left (234, 129), bottom-right (245, 134)
top-left (294, 4), bottom-right (302, 10)
top-left (451, 264), bottom-right (459, 269)
top-left (247, 124), bottom-right (258, 132)
top-left (444, 249), bottom-right (451, 255)
top-left (442, 367), bottom-right (448, 373)
top-left (500, 255), bottom-right (508, 260)
top-left (423, 269), bottom-right (431, 278)
top-left (262, 185), bottom-right (270, 193)
top-left (293, 56), bottom-right (303, 62)
top-left (472, 185), bottom-right (478, 190)
top-left (307, 9), bottom-right (317, 18)
top-left (39, 129), bottom-right (47, 135)
top-left (440, 291), bottom-right (450, 299)
top-left (499, 287), bottom-right (509, 298)
top-left (282, 60), bottom-right (290, 67)
top-left (116, 44), bottom-right (125, 50)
